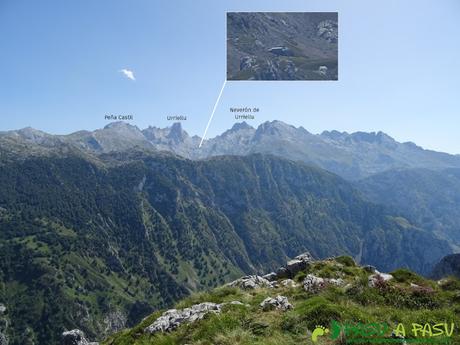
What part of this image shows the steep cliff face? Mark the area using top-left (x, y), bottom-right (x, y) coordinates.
top-left (357, 168), bottom-right (460, 250)
top-left (431, 254), bottom-right (460, 279)
top-left (0, 304), bottom-right (8, 345)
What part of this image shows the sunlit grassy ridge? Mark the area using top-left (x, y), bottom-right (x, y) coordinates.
top-left (103, 257), bottom-right (460, 345)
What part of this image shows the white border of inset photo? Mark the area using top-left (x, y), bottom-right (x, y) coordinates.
top-left (225, 11), bottom-right (339, 82)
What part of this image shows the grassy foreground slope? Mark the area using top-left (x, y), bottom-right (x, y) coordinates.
top-left (104, 256), bottom-right (460, 345)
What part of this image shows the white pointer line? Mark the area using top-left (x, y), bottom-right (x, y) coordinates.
top-left (199, 80), bottom-right (227, 148)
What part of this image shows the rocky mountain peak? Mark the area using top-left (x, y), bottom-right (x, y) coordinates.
top-left (167, 123), bottom-right (188, 143)
top-left (320, 130), bottom-right (349, 141)
top-left (103, 121), bottom-right (134, 130)
top-left (375, 131), bottom-right (396, 143)
top-left (349, 131), bottom-right (396, 144)
top-left (101, 121), bottom-right (143, 137)
top-left (255, 120), bottom-right (289, 135)
top-left (15, 127), bottom-right (49, 140)
top-left (321, 130), bottom-right (397, 145)
top-left (402, 141), bottom-right (422, 150)
top-left (219, 122), bottom-right (255, 139)
top-left (230, 122), bottom-right (253, 132)
top-left (2, 120), bottom-right (459, 180)
top-left (253, 121), bottom-right (307, 143)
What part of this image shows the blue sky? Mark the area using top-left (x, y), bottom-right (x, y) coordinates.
top-left (1, 0), bottom-right (459, 153)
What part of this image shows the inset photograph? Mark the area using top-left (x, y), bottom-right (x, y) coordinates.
top-left (227, 12), bottom-right (338, 81)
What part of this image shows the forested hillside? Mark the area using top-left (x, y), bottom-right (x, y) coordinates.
top-left (0, 151), bottom-right (450, 344)
top-left (357, 168), bottom-right (460, 250)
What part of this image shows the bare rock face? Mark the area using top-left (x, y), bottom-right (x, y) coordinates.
top-left (103, 310), bottom-right (127, 334)
top-left (303, 274), bottom-right (326, 293)
top-left (260, 295), bottom-right (293, 311)
top-left (0, 305), bottom-right (8, 345)
top-left (0, 333), bottom-right (7, 345)
top-left (328, 278), bottom-right (345, 286)
top-left (238, 252), bottom-right (315, 285)
top-left (240, 56), bottom-right (257, 71)
top-left (275, 266), bottom-right (290, 279)
top-left (262, 272), bottom-right (278, 281)
top-left (144, 302), bottom-right (217, 334)
top-left (144, 300), bottom-right (250, 334)
top-left (61, 329), bottom-right (98, 345)
top-left (368, 271), bottom-right (394, 288)
top-left (276, 252), bottom-right (314, 279)
top-left (280, 279), bottom-right (298, 288)
top-left (286, 252), bottom-right (313, 274)
top-left (303, 274), bottom-right (344, 293)
top-left (317, 20), bottom-right (338, 42)
top-left (228, 275), bottom-right (272, 290)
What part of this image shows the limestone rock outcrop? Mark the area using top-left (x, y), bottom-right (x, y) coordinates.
top-left (276, 252), bottom-right (314, 279)
top-left (61, 329), bottom-right (98, 345)
top-left (368, 271), bottom-right (394, 288)
top-left (260, 295), bottom-right (293, 311)
top-left (144, 301), bottom-right (247, 334)
top-left (303, 274), bottom-right (344, 293)
top-left (228, 275), bottom-right (272, 290)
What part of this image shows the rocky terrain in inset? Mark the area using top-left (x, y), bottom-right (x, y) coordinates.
top-left (227, 12), bottom-right (338, 80)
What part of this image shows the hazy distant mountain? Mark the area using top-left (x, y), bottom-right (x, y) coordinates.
top-left (357, 168), bottom-right (460, 250)
top-left (2, 120), bottom-right (459, 180)
top-left (142, 123), bottom-right (202, 158)
top-left (431, 254), bottom-right (460, 279)
top-left (206, 120), bottom-right (460, 180)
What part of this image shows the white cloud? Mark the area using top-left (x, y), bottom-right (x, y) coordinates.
top-left (119, 68), bottom-right (135, 81)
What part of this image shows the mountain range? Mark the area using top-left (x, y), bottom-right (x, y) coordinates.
top-left (3, 120), bottom-right (460, 250)
top-left (2, 121), bottom-right (460, 180)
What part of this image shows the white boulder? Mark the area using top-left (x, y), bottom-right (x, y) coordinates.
top-left (260, 295), bottom-right (293, 311)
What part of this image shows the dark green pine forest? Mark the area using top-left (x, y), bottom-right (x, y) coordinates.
top-left (0, 151), bottom-right (451, 344)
